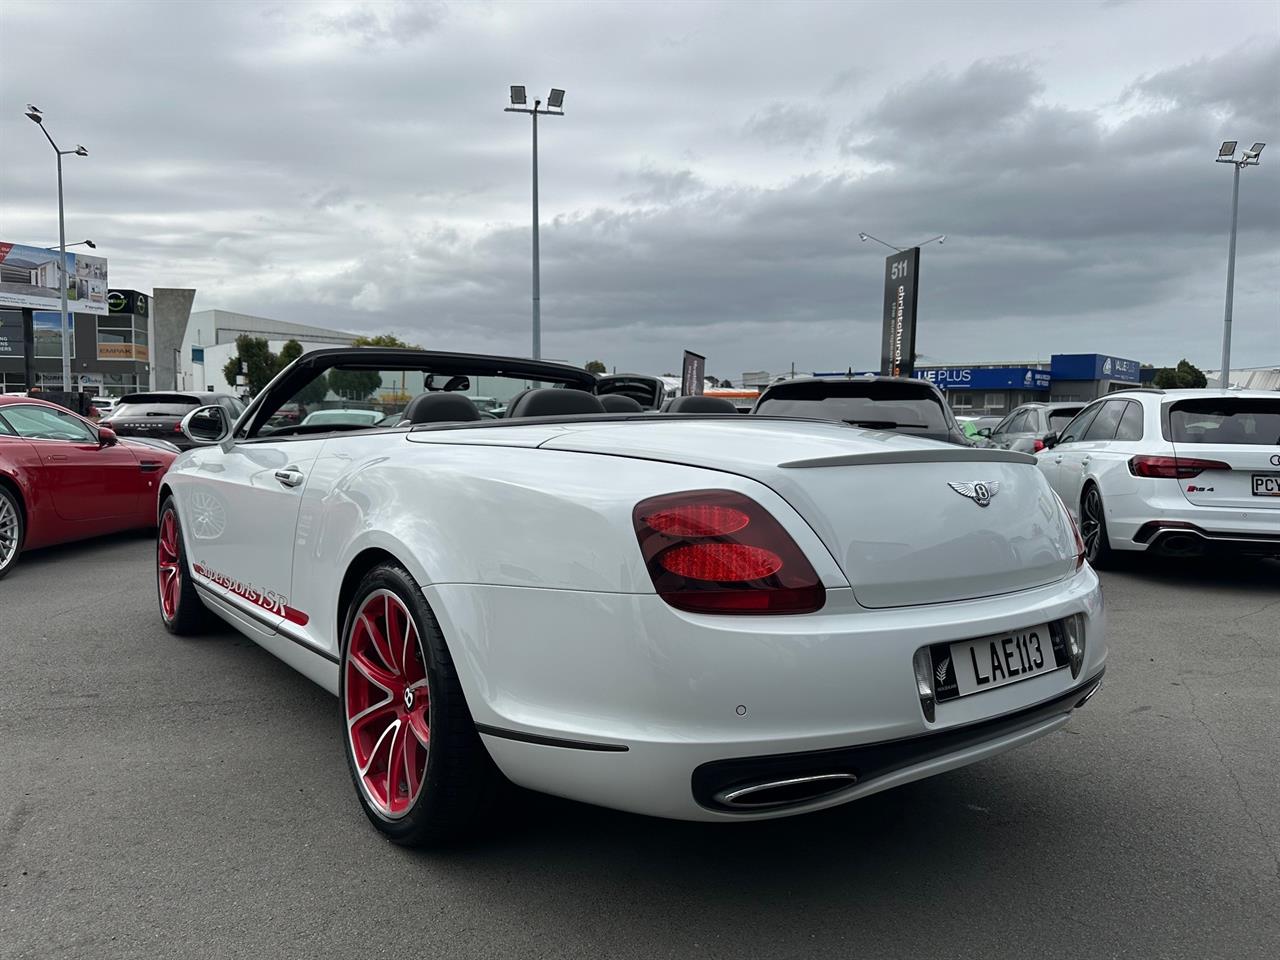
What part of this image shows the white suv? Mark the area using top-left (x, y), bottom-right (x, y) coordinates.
top-left (1036, 389), bottom-right (1280, 565)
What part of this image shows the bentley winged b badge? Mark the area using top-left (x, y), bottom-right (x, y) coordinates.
top-left (948, 481), bottom-right (1000, 508)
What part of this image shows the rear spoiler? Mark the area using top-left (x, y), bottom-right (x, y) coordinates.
top-left (780, 449), bottom-right (1036, 469)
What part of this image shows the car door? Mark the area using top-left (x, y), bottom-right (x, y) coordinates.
top-left (177, 431), bottom-right (325, 632)
top-left (1043, 402), bottom-right (1102, 503)
top-left (991, 410), bottom-right (1026, 449)
top-left (0, 402), bottom-right (140, 521)
top-left (1058, 400), bottom-right (1127, 513)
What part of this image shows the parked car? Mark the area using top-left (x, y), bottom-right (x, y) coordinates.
top-left (105, 391), bottom-right (245, 451)
top-left (987, 402), bottom-right (1085, 453)
top-left (0, 394), bottom-right (177, 579)
top-left (1036, 388), bottom-right (1280, 565)
top-left (91, 397), bottom-right (117, 419)
top-left (156, 347), bottom-right (1103, 846)
top-left (750, 375), bottom-right (973, 445)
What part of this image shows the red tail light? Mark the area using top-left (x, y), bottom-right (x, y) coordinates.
top-left (633, 490), bottom-right (825, 615)
top-left (1032, 439), bottom-right (1045, 453)
top-left (1128, 455), bottom-right (1231, 479)
top-left (174, 422), bottom-right (183, 433)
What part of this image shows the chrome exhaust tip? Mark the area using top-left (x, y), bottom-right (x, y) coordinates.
top-left (713, 772), bottom-right (858, 810)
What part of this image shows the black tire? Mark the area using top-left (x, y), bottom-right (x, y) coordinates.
top-left (1080, 484), bottom-right (1114, 569)
top-left (0, 485), bottom-right (23, 581)
top-left (157, 496), bottom-right (214, 634)
top-left (339, 562), bottom-right (502, 846)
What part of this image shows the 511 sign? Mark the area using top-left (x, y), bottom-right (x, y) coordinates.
top-left (879, 247), bottom-right (920, 378)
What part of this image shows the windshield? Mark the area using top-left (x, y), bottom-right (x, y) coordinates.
top-left (755, 381), bottom-right (954, 440)
top-left (1167, 398), bottom-right (1280, 445)
top-left (109, 395), bottom-right (201, 418)
top-left (247, 353), bottom-right (597, 439)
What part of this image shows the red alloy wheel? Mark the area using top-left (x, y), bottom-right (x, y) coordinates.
top-left (157, 510), bottom-right (181, 621)
top-left (344, 590), bottom-right (430, 820)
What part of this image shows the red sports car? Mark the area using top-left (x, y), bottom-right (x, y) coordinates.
top-left (0, 394), bottom-right (178, 579)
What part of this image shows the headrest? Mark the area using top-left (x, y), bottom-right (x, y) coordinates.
top-left (665, 395), bottom-right (739, 414)
top-left (506, 388), bottom-right (605, 418)
top-left (598, 394), bottom-right (644, 412)
top-left (402, 392), bottom-right (481, 424)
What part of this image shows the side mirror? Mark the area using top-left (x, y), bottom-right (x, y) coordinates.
top-left (98, 426), bottom-right (118, 447)
top-left (976, 427), bottom-right (992, 438)
top-left (181, 405), bottom-right (230, 445)
top-left (1042, 432), bottom-right (1059, 449)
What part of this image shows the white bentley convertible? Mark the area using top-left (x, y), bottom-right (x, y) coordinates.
top-left (157, 348), bottom-right (1105, 845)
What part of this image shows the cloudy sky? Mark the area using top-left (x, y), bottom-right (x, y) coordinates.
top-left (2, 0), bottom-right (1276, 379)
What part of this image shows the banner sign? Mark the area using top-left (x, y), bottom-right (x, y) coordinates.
top-left (107, 289), bottom-right (149, 317)
top-left (0, 242), bottom-right (108, 315)
top-left (97, 342), bottom-right (139, 361)
top-left (681, 350), bottom-right (706, 396)
top-left (879, 247), bottom-right (920, 378)
top-left (0, 311), bottom-right (21, 356)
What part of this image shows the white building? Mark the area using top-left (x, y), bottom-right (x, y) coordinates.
top-left (179, 309), bottom-right (356, 391)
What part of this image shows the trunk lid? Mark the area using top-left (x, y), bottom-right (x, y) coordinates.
top-left (538, 419), bottom-right (1077, 608)
top-left (1168, 396), bottom-right (1280, 511)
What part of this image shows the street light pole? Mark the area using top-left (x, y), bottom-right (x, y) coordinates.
top-left (1214, 140), bottom-right (1264, 388)
top-left (505, 86), bottom-right (565, 360)
top-left (25, 105), bottom-right (88, 393)
top-left (531, 107), bottom-right (540, 360)
top-left (1220, 160), bottom-right (1240, 389)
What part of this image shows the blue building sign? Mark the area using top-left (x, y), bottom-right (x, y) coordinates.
top-left (916, 367), bottom-right (1051, 391)
top-left (1050, 353), bottom-right (1141, 383)
top-left (816, 367), bottom-right (1052, 391)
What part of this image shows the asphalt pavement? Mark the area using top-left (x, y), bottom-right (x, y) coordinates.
top-left (1, 533), bottom-right (1277, 960)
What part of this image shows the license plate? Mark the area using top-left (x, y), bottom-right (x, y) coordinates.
top-left (1252, 474), bottom-right (1280, 497)
top-left (932, 623), bottom-right (1061, 701)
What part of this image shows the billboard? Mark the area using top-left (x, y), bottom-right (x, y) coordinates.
top-left (0, 242), bottom-right (108, 315)
top-left (681, 350), bottom-right (706, 396)
top-left (879, 247), bottom-right (920, 378)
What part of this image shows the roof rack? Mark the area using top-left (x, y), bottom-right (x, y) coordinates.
top-left (1107, 387), bottom-right (1164, 395)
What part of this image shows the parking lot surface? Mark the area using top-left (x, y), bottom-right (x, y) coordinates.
top-left (1, 533), bottom-right (1277, 960)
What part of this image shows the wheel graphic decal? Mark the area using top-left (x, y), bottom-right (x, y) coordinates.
top-left (344, 590), bottom-right (430, 819)
top-left (157, 510), bottom-right (181, 621)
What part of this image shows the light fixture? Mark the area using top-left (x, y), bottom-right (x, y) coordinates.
top-left (74, 145), bottom-right (88, 157)
top-left (1218, 140), bottom-right (1237, 158)
top-left (1243, 142), bottom-right (1266, 161)
top-left (858, 232), bottom-right (869, 241)
top-left (547, 88), bottom-right (565, 110)
top-left (85, 239), bottom-right (96, 248)
top-left (509, 85), bottom-right (526, 105)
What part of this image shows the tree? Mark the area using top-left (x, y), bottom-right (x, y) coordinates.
top-left (720, 378), bottom-right (734, 388)
top-left (353, 334), bottom-right (420, 349)
top-left (328, 368), bottom-right (383, 402)
top-left (584, 360), bottom-right (607, 375)
top-left (222, 335), bottom-right (279, 396)
top-left (1153, 358), bottom-right (1208, 389)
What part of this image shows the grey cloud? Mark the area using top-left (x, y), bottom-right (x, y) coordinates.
top-left (312, 1), bottom-right (447, 46)
top-left (853, 58), bottom-right (1043, 144)
top-left (744, 102), bottom-right (828, 148)
top-left (1125, 39), bottom-right (1280, 130)
top-left (621, 166), bottom-right (705, 204)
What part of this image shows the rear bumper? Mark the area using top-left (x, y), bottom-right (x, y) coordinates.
top-left (426, 567), bottom-right (1105, 821)
top-left (1103, 483), bottom-right (1280, 555)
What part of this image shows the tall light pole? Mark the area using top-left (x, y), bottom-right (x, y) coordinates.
top-left (504, 86), bottom-right (565, 359)
top-left (26, 105), bottom-right (88, 392)
top-left (1214, 140), bottom-right (1265, 388)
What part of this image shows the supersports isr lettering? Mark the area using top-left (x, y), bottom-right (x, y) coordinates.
top-left (192, 562), bottom-right (309, 625)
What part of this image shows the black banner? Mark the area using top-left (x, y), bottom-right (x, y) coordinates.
top-left (681, 350), bottom-right (706, 396)
top-left (107, 289), bottom-right (149, 317)
top-left (879, 247), bottom-right (920, 378)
